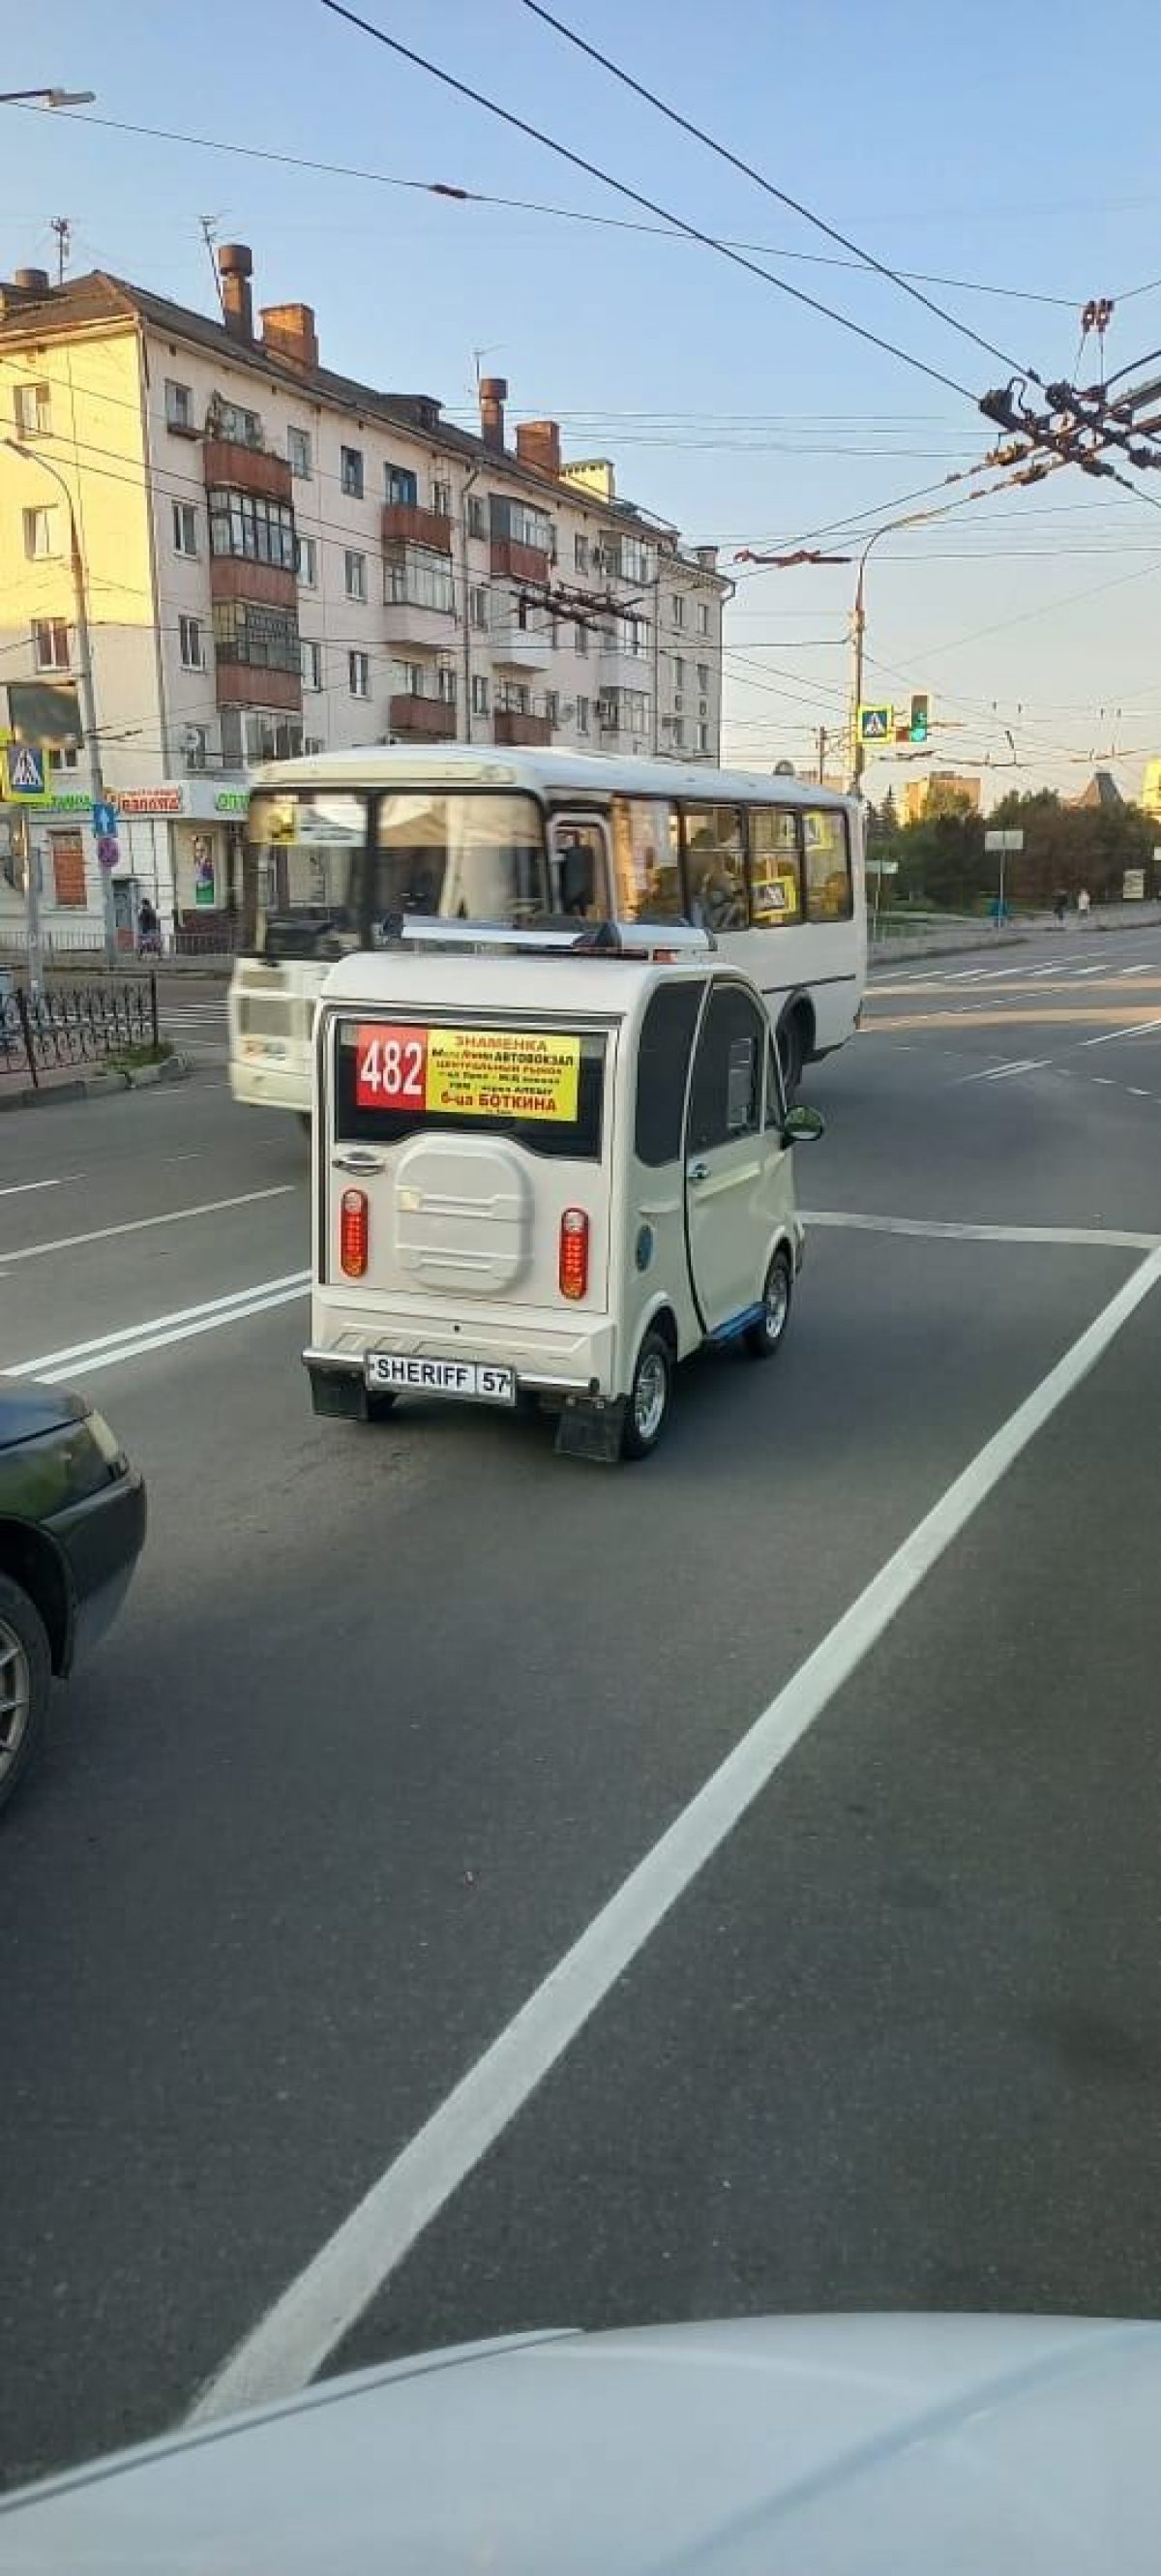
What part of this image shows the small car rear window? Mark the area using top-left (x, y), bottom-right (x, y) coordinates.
top-left (335, 1017), bottom-right (607, 1161)
top-left (634, 979), bottom-right (704, 1166)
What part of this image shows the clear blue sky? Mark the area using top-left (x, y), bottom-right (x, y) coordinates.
top-left (5, 0), bottom-right (1161, 798)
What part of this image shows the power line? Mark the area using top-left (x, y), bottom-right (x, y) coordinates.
top-left (6, 100), bottom-right (1079, 316)
top-left (519, 0), bottom-right (1039, 386)
top-left (318, 0), bottom-right (980, 405)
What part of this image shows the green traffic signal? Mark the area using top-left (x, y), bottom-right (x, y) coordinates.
top-left (909, 692), bottom-right (930, 744)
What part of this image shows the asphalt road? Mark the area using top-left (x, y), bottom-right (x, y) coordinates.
top-left (2, 920), bottom-right (1161, 2489)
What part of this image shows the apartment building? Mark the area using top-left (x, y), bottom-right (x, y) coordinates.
top-left (0, 244), bottom-right (727, 941)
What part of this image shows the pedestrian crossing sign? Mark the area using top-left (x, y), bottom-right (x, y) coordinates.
top-left (857, 704), bottom-right (893, 743)
top-left (1, 743), bottom-right (47, 801)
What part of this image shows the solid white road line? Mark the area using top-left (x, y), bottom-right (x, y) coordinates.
top-left (1080, 1014), bottom-right (1161, 1050)
top-left (801, 1211), bottom-right (1161, 1248)
top-left (1, 1184), bottom-right (295, 1265)
top-left (8, 1271), bottom-right (311, 1382)
top-left (956, 1057), bottom-right (1052, 1084)
top-left (0, 1176), bottom-right (71, 1199)
top-left (191, 1245), bottom-right (1161, 2422)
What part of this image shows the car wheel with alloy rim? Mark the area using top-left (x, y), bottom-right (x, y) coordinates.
top-left (744, 1246), bottom-right (793, 1360)
top-left (620, 1328), bottom-right (673, 1460)
top-left (0, 1573), bottom-right (50, 1817)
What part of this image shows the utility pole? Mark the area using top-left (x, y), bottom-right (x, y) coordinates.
top-left (460, 463), bottom-right (479, 744)
top-left (5, 439), bottom-right (117, 967)
top-left (816, 725), bottom-right (827, 784)
top-left (50, 216), bottom-right (70, 285)
top-left (13, 806), bottom-right (43, 997)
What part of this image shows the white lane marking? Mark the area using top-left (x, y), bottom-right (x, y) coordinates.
top-left (1127, 1088), bottom-right (1152, 1098)
top-left (0, 1185), bottom-right (295, 1265)
top-left (1121, 963), bottom-right (1156, 974)
top-left (956, 1057), bottom-right (1052, 1084)
top-left (0, 1175), bottom-right (72, 1199)
top-left (1080, 1015), bottom-right (1161, 1050)
top-left (191, 1243), bottom-right (1161, 2421)
top-left (8, 1272), bottom-right (310, 1382)
top-left (1072, 964), bottom-right (1107, 978)
top-left (1092, 1076), bottom-right (1117, 1086)
top-left (801, 1211), bottom-right (1161, 1249)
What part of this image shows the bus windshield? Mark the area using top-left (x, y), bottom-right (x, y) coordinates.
top-left (246, 788), bottom-right (549, 959)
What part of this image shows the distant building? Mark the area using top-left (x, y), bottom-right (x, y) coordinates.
top-left (1068, 770), bottom-right (1122, 811)
top-left (1141, 758), bottom-right (1161, 819)
top-left (899, 772), bottom-right (982, 824)
top-left (0, 244), bottom-right (727, 942)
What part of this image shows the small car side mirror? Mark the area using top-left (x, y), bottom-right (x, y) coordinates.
top-left (783, 1103), bottom-right (825, 1145)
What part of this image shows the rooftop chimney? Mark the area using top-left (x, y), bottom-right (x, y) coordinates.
top-left (13, 267), bottom-right (50, 296)
top-left (479, 374), bottom-right (508, 452)
top-left (218, 242), bottom-right (253, 343)
top-left (515, 418), bottom-right (561, 479)
top-left (260, 302), bottom-right (319, 373)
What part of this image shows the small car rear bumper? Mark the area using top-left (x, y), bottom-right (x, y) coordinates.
top-left (305, 1308), bottom-right (617, 1415)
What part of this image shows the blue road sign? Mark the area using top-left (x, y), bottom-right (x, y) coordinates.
top-left (2, 744), bottom-right (46, 800)
top-left (92, 799), bottom-right (117, 837)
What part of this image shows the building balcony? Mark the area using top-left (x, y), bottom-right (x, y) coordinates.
top-left (209, 555), bottom-right (296, 609)
top-left (215, 664), bottom-right (302, 713)
top-left (494, 708), bottom-right (551, 747)
top-left (599, 644), bottom-right (652, 687)
top-left (490, 616), bottom-right (551, 673)
top-left (381, 500), bottom-right (453, 554)
top-left (201, 438), bottom-right (292, 502)
top-left (389, 692), bottom-right (458, 739)
top-left (382, 598), bottom-right (459, 653)
top-left (490, 536), bottom-right (551, 584)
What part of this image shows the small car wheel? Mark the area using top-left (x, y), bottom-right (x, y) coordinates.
top-left (621, 1329), bottom-right (673, 1460)
top-left (0, 1573), bottom-right (51, 1819)
top-left (744, 1246), bottom-right (793, 1360)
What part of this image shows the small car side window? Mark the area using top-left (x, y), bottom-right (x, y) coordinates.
top-left (688, 985), bottom-right (765, 1152)
top-left (635, 980), bottom-right (705, 1166)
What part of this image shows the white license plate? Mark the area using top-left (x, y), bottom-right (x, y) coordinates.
top-left (365, 1353), bottom-right (516, 1404)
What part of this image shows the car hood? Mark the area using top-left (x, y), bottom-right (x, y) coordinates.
top-left (3, 2314), bottom-right (1160, 2573)
top-left (0, 1378), bottom-right (89, 1448)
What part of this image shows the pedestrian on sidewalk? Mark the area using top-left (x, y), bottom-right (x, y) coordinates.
top-left (137, 897), bottom-right (161, 957)
top-left (1078, 885), bottom-right (1091, 924)
top-left (1054, 888), bottom-right (1067, 925)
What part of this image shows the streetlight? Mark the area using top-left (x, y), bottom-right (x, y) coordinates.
top-left (4, 438), bottom-right (117, 969)
top-left (0, 88), bottom-right (96, 106)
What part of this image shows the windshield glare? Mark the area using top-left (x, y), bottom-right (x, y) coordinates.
top-left (246, 787), bottom-right (549, 957)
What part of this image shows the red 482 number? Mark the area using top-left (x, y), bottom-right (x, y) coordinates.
top-left (354, 1023), bottom-right (429, 1109)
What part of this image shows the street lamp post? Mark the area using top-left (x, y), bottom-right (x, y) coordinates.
top-left (848, 510), bottom-right (939, 790)
top-left (5, 439), bottom-right (117, 968)
top-left (0, 88), bottom-right (95, 106)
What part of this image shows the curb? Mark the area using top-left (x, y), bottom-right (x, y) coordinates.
top-left (0, 1052), bottom-right (191, 1114)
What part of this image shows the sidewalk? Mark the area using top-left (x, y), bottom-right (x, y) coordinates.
top-left (0, 1054), bottom-right (191, 1112)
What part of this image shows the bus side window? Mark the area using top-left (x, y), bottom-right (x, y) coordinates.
top-left (748, 808), bottom-right (802, 928)
top-left (611, 796), bottom-right (684, 921)
top-left (682, 806), bottom-right (747, 932)
top-left (550, 818), bottom-right (610, 918)
top-left (802, 810), bottom-right (853, 920)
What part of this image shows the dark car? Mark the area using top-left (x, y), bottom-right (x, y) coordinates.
top-left (0, 1380), bottom-right (146, 1814)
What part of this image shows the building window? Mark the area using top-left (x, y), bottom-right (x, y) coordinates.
top-left (14, 381), bottom-right (50, 437)
top-left (172, 500), bottom-right (198, 557)
top-left (671, 593), bottom-right (685, 628)
top-left (47, 742), bottom-right (79, 772)
top-left (604, 535), bottom-right (654, 584)
top-left (545, 688), bottom-right (559, 728)
top-left (467, 494), bottom-right (487, 539)
top-left (345, 548), bottom-right (368, 602)
top-left (215, 400), bottom-right (262, 446)
top-left (575, 619), bottom-right (588, 657)
top-left (698, 720), bottom-right (709, 753)
top-left (673, 655), bottom-right (685, 689)
top-left (384, 462), bottom-right (418, 507)
top-left (165, 378), bottom-right (195, 434)
top-left (301, 637), bottom-right (323, 691)
top-left (495, 681), bottom-right (531, 716)
top-left (32, 617), bottom-right (70, 672)
top-left (212, 600), bottom-right (300, 673)
top-left (577, 696), bottom-right (589, 734)
top-left (23, 505), bottom-right (59, 559)
top-left (574, 532), bottom-right (589, 574)
top-left (230, 711), bottom-right (303, 765)
top-left (468, 584), bottom-right (489, 629)
top-left (209, 488), bottom-right (296, 570)
top-left (490, 494), bottom-right (553, 554)
top-left (183, 725), bottom-right (210, 773)
top-left (432, 476), bottom-right (452, 517)
top-left (697, 662), bottom-right (709, 693)
top-left (698, 601), bottom-right (710, 635)
top-left (471, 674), bottom-right (490, 715)
top-left (341, 444), bottom-right (364, 497)
top-left (385, 543), bottom-right (455, 614)
top-left (672, 719), bottom-right (685, 748)
top-left (179, 614), bottom-right (206, 671)
top-left (295, 532), bottom-right (317, 586)
top-left (349, 649), bottom-right (371, 698)
top-left (287, 426), bottom-right (313, 479)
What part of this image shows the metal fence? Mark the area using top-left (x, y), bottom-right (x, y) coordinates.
top-left (0, 976), bottom-right (159, 1088)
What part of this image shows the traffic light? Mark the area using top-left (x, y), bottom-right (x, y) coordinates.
top-left (908, 692), bottom-right (930, 745)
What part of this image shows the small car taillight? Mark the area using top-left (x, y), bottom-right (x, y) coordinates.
top-left (341, 1187), bottom-right (369, 1278)
top-left (559, 1207), bottom-right (589, 1301)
